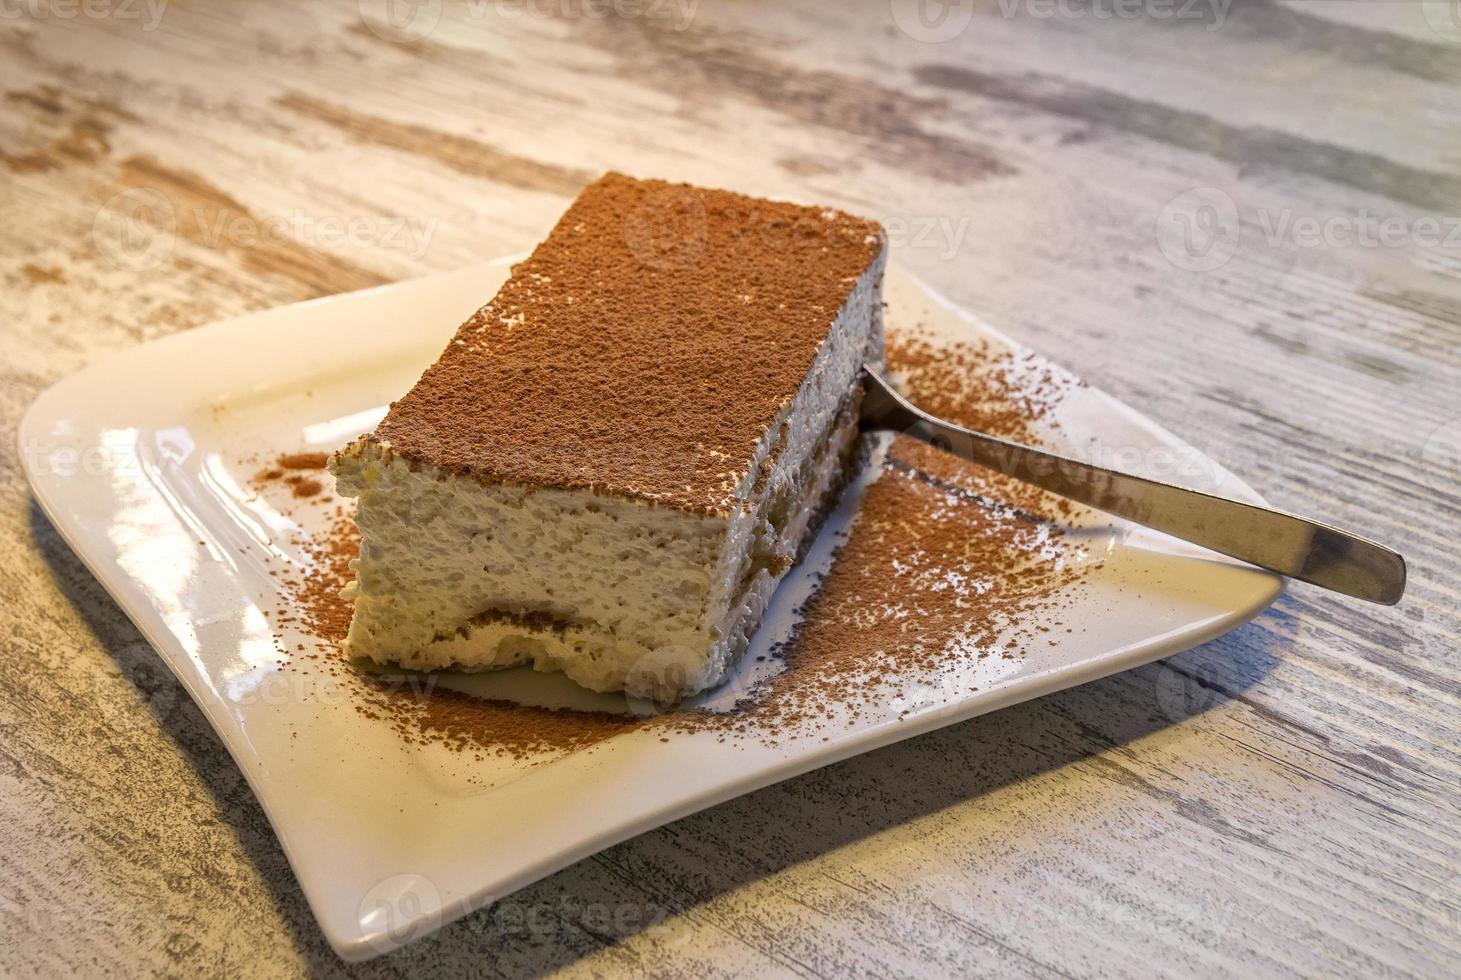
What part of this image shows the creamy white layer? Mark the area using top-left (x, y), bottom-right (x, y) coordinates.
top-left (331, 247), bottom-right (885, 700)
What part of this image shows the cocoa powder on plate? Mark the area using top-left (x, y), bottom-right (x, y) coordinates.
top-left (264, 326), bottom-right (1097, 757)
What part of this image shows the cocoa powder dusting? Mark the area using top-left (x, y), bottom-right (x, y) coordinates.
top-left (367, 172), bottom-right (885, 515)
top-left (265, 325), bottom-right (1098, 758)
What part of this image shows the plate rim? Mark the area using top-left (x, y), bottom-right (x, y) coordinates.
top-left (19, 261), bottom-right (1284, 960)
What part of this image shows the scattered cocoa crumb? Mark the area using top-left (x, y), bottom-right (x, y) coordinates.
top-left (252, 452), bottom-right (330, 492)
top-left (265, 323), bottom-right (1098, 759)
top-left (291, 478), bottom-right (324, 498)
top-left (278, 451), bottom-right (330, 470)
top-left (21, 262), bottom-right (66, 285)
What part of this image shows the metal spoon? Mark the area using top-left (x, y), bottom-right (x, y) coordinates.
top-left (859, 366), bottom-right (1406, 605)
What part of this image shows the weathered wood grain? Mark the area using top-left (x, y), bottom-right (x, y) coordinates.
top-left (2, 1), bottom-right (1457, 976)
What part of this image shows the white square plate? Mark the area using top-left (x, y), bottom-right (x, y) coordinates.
top-left (20, 259), bottom-right (1281, 960)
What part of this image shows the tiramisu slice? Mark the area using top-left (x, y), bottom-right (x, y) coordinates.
top-left (331, 173), bottom-right (886, 702)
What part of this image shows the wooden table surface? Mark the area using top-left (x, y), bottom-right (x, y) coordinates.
top-left (3, 1), bottom-right (1458, 976)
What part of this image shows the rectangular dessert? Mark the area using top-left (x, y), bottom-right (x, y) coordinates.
top-left (331, 173), bottom-right (886, 702)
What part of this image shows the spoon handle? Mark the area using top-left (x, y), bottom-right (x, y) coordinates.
top-left (860, 367), bottom-right (1406, 605)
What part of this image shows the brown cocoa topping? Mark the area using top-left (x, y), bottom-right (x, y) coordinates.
top-left (368, 172), bottom-right (886, 515)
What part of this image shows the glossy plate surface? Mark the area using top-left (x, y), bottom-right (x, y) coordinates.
top-left (20, 260), bottom-right (1282, 960)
